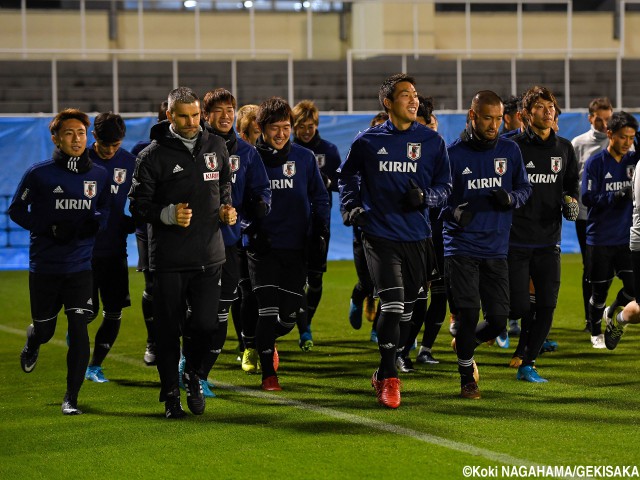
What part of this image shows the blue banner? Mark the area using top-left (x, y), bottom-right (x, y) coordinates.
top-left (0, 113), bottom-right (591, 269)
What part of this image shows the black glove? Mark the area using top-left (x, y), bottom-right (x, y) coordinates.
top-left (453, 202), bottom-right (473, 227)
top-left (308, 234), bottom-right (328, 268)
top-left (348, 207), bottom-right (367, 227)
top-left (401, 179), bottom-right (425, 211)
top-left (614, 186), bottom-right (632, 204)
top-left (49, 221), bottom-right (76, 243)
top-left (122, 215), bottom-right (137, 234)
top-left (489, 188), bottom-right (512, 209)
top-left (561, 196), bottom-right (579, 221)
top-left (77, 217), bottom-right (100, 239)
top-left (248, 229), bottom-right (271, 255)
top-left (252, 199), bottom-right (269, 219)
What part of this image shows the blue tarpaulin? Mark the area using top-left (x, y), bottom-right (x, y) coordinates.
top-left (0, 112), bottom-right (590, 270)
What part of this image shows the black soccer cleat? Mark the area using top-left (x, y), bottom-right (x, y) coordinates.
top-left (61, 393), bottom-right (82, 415)
top-left (182, 370), bottom-right (205, 415)
top-left (20, 324), bottom-right (39, 373)
top-left (165, 393), bottom-right (187, 419)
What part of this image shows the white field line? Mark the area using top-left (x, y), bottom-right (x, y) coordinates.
top-left (1, 324), bottom-right (562, 476)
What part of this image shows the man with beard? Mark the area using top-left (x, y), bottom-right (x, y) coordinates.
top-left (129, 87), bottom-right (237, 418)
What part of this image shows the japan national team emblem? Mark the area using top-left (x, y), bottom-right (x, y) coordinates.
top-left (113, 168), bottom-right (126, 185)
top-left (315, 154), bottom-right (326, 168)
top-left (204, 153), bottom-right (218, 171)
top-left (407, 143), bottom-right (421, 161)
top-left (551, 157), bottom-right (562, 173)
top-left (84, 181), bottom-right (97, 199)
top-left (494, 158), bottom-right (507, 176)
top-left (229, 155), bottom-right (240, 173)
top-left (283, 161), bottom-right (296, 178)
top-left (627, 165), bottom-right (635, 179)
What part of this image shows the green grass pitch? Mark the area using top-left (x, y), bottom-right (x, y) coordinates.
top-left (0, 254), bottom-right (638, 479)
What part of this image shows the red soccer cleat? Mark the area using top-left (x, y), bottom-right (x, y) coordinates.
top-left (261, 375), bottom-right (282, 391)
top-left (378, 377), bottom-right (402, 409)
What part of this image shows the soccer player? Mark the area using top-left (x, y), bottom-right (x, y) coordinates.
top-left (248, 96), bottom-right (330, 391)
top-left (500, 94), bottom-right (523, 137)
top-left (9, 108), bottom-right (110, 415)
top-left (571, 97), bottom-right (614, 333)
top-left (509, 85), bottom-right (579, 382)
top-left (129, 87), bottom-right (236, 419)
top-left (198, 88), bottom-right (271, 395)
top-left (339, 73), bottom-right (452, 408)
top-left (292, 99), bottom-right (342, 350)
top-left (84, 112), bottom-right (137, 383)
top-left (604, 161), bottom-right (640, 348)
top-left (582, 111), bottom-right (638, 348)
top-left (443, 91), bottom-right (531, 399)
top-left (236, 104), bottom-right (261, 146)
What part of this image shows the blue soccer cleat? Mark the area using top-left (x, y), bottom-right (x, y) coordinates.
top-left (370, 329), bottom-right (378, 344)
top-left (495, 330), bottom-right (510, 349)
top-left (85, 365), bottom-right (109, 383)
top-left (539, 338), bottom-right (558, 354)
top-left (349, 299), bottom-right (363, 330)
top-left (299, 329), bottom-right (313, 352)
top-left (516, 365), bottom-right (548, 383)
top-left (200, 379), bottom-right (216, 398)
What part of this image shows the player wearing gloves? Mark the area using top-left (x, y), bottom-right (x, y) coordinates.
top-left (509, 86), bottom-right (579, 382)
top-left (9, 108), bottom-right (110, 415)
top-left (582, 111), bottom-right (638, 349)
top-left (442, 90), bottom-right (531, 399)
top-left (339, 74), bottom-right (451, 408)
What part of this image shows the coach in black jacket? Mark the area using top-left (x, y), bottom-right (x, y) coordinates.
top-left (129, 87), bottom-right (236, 419)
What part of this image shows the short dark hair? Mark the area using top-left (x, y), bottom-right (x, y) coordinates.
top-left (522, 85), bottom-right (559, 113)
top-left (588, 97), bottom-right (613, 115)
top-left (470, 90), bottom-right (503, 112)
top-left (370, 111), bottom-right (389, 127)
top-left (417, 95), bottom-right (434, 124)
top-left (157, 100), bottom-right (168, 123)
top-left (378, 73), bottom-right (416, 112)
top-left (201, 88), bottom-right (237, 116)
top-left (607, 111), bottom-right (639, 134)
top-left (93, 112), bottom-right (126, 143)
top-left (167, 87), bottom-right (199, 113)
top-left (49, 108), bottom-right (90, 136)
top-left (503, 94), bottom-right (522, 116)
top-left (256, 97), bottom-right (293, 131)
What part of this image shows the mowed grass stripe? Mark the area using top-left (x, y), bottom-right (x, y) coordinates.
top-left (0, 323), bottom-right (540, 470)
